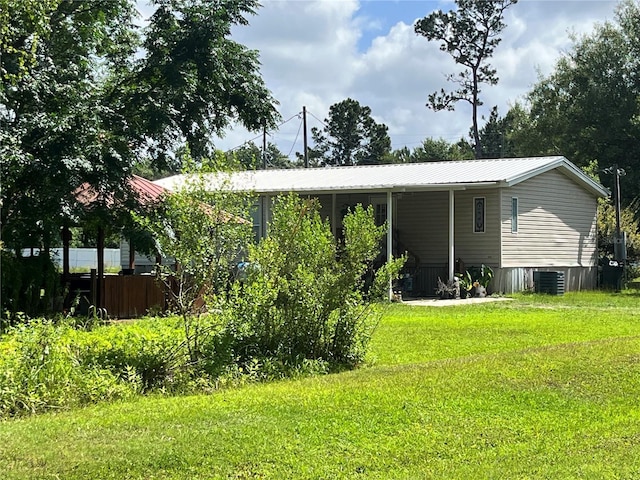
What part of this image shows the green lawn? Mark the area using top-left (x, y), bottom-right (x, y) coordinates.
top-left (3, 291), bottom-right (640, 479)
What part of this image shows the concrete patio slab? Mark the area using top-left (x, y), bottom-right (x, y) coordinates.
top-left (401, 297), bottom-right (512, 307)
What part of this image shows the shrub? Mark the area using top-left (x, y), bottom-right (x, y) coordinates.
top-left (0, 320), bottom-right (139, 417)
top-left (69, 318), bottom-right (187, 391)
top-left (224, 194), bottom-right (399, 369)
top-left (1, 251), bottom-right (61, 328)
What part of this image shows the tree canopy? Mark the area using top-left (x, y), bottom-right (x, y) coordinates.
top-left (389, 138), bottom-right (473, 164)
top-left (0, 0), bottom-right (278, 253)
top-left (415, 0), bottom-right (518, 158)
top-left (522, 0), bottom-right (640, 206)
top-left (229, 142), bottom-right (293, 170)
top-left (308, 98), bottom-right (391, 167)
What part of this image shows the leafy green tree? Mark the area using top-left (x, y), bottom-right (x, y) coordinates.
top-left (0, 0), bottom-right (278, 258)
top-left (309, 98), bottom-right (391, 166)
top-left (229, 142), bottom-right (293, 170)
top-left (415, 0), bottom-right (518, 158)
top-left (1, 0), bottom-right (139, 256)
top-left (134, 157), bottom-right (254, 364)
top-left (389, 138), bottom-right (473, 163)
top-left (524, 0), bottom-right (640, 206)
top-left (0, 0), bottom-right (60, 84)
top-left (123, 0), bottom-right (279, 162)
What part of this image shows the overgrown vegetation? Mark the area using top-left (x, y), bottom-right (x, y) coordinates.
top-left (0, 251), bottom-right (60, 323)
top-left (0, 193), bottom-right (402, 418)
top-left (3, 292), bottom-right (640, 479)
top-left (224, 195), bottom-right (402, 368)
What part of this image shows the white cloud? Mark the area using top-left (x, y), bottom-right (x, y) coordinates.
top-left (216, 0), bottom-right (620, 157)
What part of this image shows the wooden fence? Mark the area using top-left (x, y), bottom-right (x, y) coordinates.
top-left (102, 275), bottom-right (166, 319)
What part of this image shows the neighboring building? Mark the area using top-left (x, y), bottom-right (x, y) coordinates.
top-left (154, 157), bottom-right (609, 295)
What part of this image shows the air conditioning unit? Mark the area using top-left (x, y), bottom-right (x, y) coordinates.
top-left (533, 271), bottom-right (565, 295)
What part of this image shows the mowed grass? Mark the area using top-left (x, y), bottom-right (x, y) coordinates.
top-left (3, 291), bottom-right (640, 479)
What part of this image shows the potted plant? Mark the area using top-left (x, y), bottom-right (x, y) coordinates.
top-left (468, 264), bottom-right (494, 297)
top-left (436, 277), bottom-right (459, 299)
top-left (457, 271), bottom-right (473, 299)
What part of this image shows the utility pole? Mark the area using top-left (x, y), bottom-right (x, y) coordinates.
top-left (262, 122), bottom-right (267, 169)
top-left (603, 164), bottom-right (627, 263)
top-left (302, 106), bottom-right (309, 168)
top-left (614, 166), bottom-right (623, 236)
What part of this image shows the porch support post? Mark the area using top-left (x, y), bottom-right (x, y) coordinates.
top-left (262, 195), bottom-right (270, 238)
top-left (387, 190), bottom-right (393, 301)
top-left (448, 189), bottom-right (455, 281)
top-left (331, 193), bottom-right (337, 237)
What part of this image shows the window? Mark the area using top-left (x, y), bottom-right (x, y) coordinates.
top-left (250, 202), bottom-right (261, 242)
top-left (473, 197), bottom-right (485, 233)
top-left (511, 197), bottom-right (518, 233)
top-left (375, 203), bottom-right (387, 227)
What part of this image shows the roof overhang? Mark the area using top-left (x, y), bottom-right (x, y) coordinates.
top-left (502, 157), bottom-right (609, 197)
top-left (253, 182), bottom-right (500, 196)
top-left (153, 157), bottom-right (609, 199)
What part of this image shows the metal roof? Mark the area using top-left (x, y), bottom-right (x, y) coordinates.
top-left (154, 156), bottom-right (609, 197)
top-left (75, 174), bottom-right (168, 208)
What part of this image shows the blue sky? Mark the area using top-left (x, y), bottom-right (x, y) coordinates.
top-left (354, 0), bottom-right (441, 50)
top-left (137, 0), bottom-right (620, 158)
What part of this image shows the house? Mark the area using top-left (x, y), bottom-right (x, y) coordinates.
top-left (154, 156), bottom-right (609, 295)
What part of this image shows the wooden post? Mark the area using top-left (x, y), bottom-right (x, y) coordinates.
top-left (90, 268), bottom-right (97, 308)
top-left (97, 227), bottom-right (105, 308)
top-left (62, 225), bottom-right (71, 280)
top-left (128, 238), bottom-right (135, 271)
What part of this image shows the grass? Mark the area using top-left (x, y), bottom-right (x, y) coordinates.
top-left (3, 291), bottom-right (640, 479)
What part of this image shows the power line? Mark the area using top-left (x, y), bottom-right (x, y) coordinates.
top-left (225, 112), bottom-right (301, 153)
top-left (305, 110), bottom-right (328, 130)
top-left (286, 115), bottom-right (304, 157)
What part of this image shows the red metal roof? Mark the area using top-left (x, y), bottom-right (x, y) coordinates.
top-left (129, 175), bottom-right (167, 204)
top-left (75, 175), bottom-right (168, 208)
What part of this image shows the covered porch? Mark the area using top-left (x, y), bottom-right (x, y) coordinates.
top-left (254, 188), bottom-right (471, 298)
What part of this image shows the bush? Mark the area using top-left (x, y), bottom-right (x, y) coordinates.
top-left (1, 251), bottom-right (61, 328)
top-left (69, 318), bottom-right (187, 391)
top-left (224, 194), bottom-right (398, 369)
top-left (0, 320), bottom-right (139, 417)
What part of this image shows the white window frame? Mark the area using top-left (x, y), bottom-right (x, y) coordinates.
top-left (369, 195), bottom-right (395, 227)
top-left (511, 197), bottom-right (519, 234)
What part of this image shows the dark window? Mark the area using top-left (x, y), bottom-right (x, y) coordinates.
top-left (474, 197), bottom-right (485, 233)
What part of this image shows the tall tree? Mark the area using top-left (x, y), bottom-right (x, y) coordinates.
top-left (309, 98), bottom-right (391, 166)
top-left (477, 105), bottom-right (532, 158)
top-left (229, 142), bottom-right (292, 170)
top-left (415, 0), bottom-right (518, 158)
top-left (389, 138), bottom-right (473, 163)
top-left (0, 0), bottom-right (278, 254)
top-left (524, 0), bottom-right (640, 206)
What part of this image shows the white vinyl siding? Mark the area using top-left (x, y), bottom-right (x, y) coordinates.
top-left (500, 170), bottom-right (598, 267)
top-left (454, 190), bottom-right (501, 266)
top-left (395, 191), bottom-right (450, 264)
